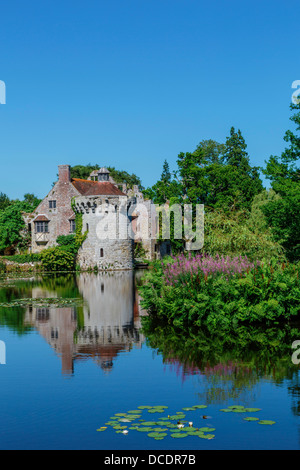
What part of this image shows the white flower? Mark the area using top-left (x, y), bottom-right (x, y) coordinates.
top-left (189, 422), bottom-right (193, 427)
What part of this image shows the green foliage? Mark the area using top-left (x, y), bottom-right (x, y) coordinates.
top-left (69, 164), bottom-right (143, 189)
top-left (0, 201), bottom-right (33, 254)
top-left (0, 192), bottom-right (11, 211)
top-left (263, 102), bottom-right (300, 262)
top-left (70, 164), bottom-right (100, 180)
top-left (2, 253), bottom-right (40, 263)
top-left (40, 247), bottom-right (76, 272)
top-left (74, 212), bottom-right (88, 250)
top-left (23, 193), bottom-right (42, 209)
top-left (203, 209), bottom-right (284, 261)
top-left (176, 128), bottom-right (263, 212)
top-left (139, 257), bottom-right (299, 331)
top-left (56, 234), bottom-right (78, 255)
top-left (134, 241), bottom-right (147, 259)
top-left (107, 166), bottom-right (143, 189)
top-left (142, 318), bottom-right (300, 388)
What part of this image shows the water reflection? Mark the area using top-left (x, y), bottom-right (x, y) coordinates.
top-left (142, 317), bottom-right (300, 405)
top-left (0, 272), bottom-right (145, 375)
top-left (75, 271), bottom-right (144, 374)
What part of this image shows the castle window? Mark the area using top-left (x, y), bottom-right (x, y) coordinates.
top-left (35, 221), bottom-right (49, 233)
top-left (86, 223), bottom-right (89, 232)
top-left (36, 308), bottom-right (50, 322)
top-left (49, 200), bottom-right (56, 209)
top-left (70, 220), bottom-right (76, 233)
top-left (100, 248), bottom-right (104, 258)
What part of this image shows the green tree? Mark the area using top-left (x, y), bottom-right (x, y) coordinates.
top-left (176, 130), bottom-right (263, 212)
top-left (193, 139), bottom-right (225, 165)
top-left (0, 201), bottom-right (33, 254)
top-left (262, 102), bottom-right (300, 261)
top-left (0, 192), bottom-right (11, 212)
top-left (23, 193), bottom-right (42, 210)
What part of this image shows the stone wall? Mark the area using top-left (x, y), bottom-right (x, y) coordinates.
top-left (29, 165), bottom-right (79, 253)
top-left (74, 195), bottom-right (134, 270)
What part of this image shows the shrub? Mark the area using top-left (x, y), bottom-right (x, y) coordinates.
top-left (56, 234), bottom-right (77, 255)
top-left (2, 254), bottom-right (41, 264)
top-left (40, 247), bottom-right (75, 272)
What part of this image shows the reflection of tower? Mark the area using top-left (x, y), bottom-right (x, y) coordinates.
top-left (24, 272), bottom-right (145, 375)
top-left (76, 271), bottom-right (144, 373)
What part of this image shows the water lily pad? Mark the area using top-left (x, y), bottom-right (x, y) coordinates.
top-left (96, 427), bottom-right (107, 432)
top-left (152, 427), bottom-right (168, 432)
top-left (115, 413), bottom-right (127, 417)
top-left (199, 434), bottom-right (215, 439)
top-left (148, 432), bottom-right (168, 438)
top-left (220, 409), bottom-right (232, 412)
top-left (188, 430), bottom-right (205, 436)
top-left (228, 405), bottom-right (245, 409)
top-left (170, 433), bottom-right (189, 438)
top-left (258, 420), bottom-right (276, 425)
top-left (243, 408), bottom-right (261, 412)
top-left (198, 427), bottom-right (215, 432)
top-left (138, 406), bottom-right (152, 409)
top-left (182, 407), bottom-right (195, 411)
top-left (136, 427), bottom-right (153, 432)
top-left (193, 405), bottom-right (207, 409)
top-left (127, 410), bottom-right (141, 414)
top-left (142, 421), bottom-right (157, 426)
top-left (243, 417), bottom-right (259, 422)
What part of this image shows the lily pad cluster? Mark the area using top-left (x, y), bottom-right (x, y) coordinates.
top-left (0, 297), bottom-right (83, 308)
top-left (220, 405), bottom-right (276, 425)
top-left (97, 405), bottom-right (216, 441)
top-left (97, 404), bottom-right (276, 441)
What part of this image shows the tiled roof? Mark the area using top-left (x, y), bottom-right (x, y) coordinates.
top-left (33, 215), bottom-right (50, 222)
top-left (71, 178), bottom-right (126, 196)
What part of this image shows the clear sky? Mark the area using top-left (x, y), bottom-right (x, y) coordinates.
top-left (0, 0), bottom-right (299, 199)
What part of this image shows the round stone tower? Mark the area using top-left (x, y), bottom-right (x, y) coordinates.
top-left (74, 194), bottom-right (134, 271)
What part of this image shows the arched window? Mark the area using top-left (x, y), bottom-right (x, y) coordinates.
top-left (100, 248), bottom-right (104, 258)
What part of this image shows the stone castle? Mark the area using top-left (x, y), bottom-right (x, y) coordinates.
top-left (24, 165), bottom-right (171, 270)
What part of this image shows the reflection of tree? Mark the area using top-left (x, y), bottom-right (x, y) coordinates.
top-left (142, 317), bottom-right (300, 404)
top-left (0, 274), bottom-right (80, 335)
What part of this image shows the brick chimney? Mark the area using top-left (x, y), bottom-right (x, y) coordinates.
top-left (58, 165), bottom-right (71, 183)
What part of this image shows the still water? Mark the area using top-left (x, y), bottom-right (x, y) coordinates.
top-left (0, 271), bottom-right (299, 450)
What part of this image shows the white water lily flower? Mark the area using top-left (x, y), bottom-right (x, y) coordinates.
top-left (122, 430), bottom-right (129, 434)
top-left (189, 422), bottom-right (193, 427)
top-left (177, 424), bottom-right (184, 429)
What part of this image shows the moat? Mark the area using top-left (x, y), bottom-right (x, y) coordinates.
top-left (0, 271), bottom-right (299, 450)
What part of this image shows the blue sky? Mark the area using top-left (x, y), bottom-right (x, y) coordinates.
top-left (0, 0), bottom-right (299, 199)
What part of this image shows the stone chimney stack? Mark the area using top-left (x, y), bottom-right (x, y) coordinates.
top-left (58, 165), bottom-right (71, 183)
